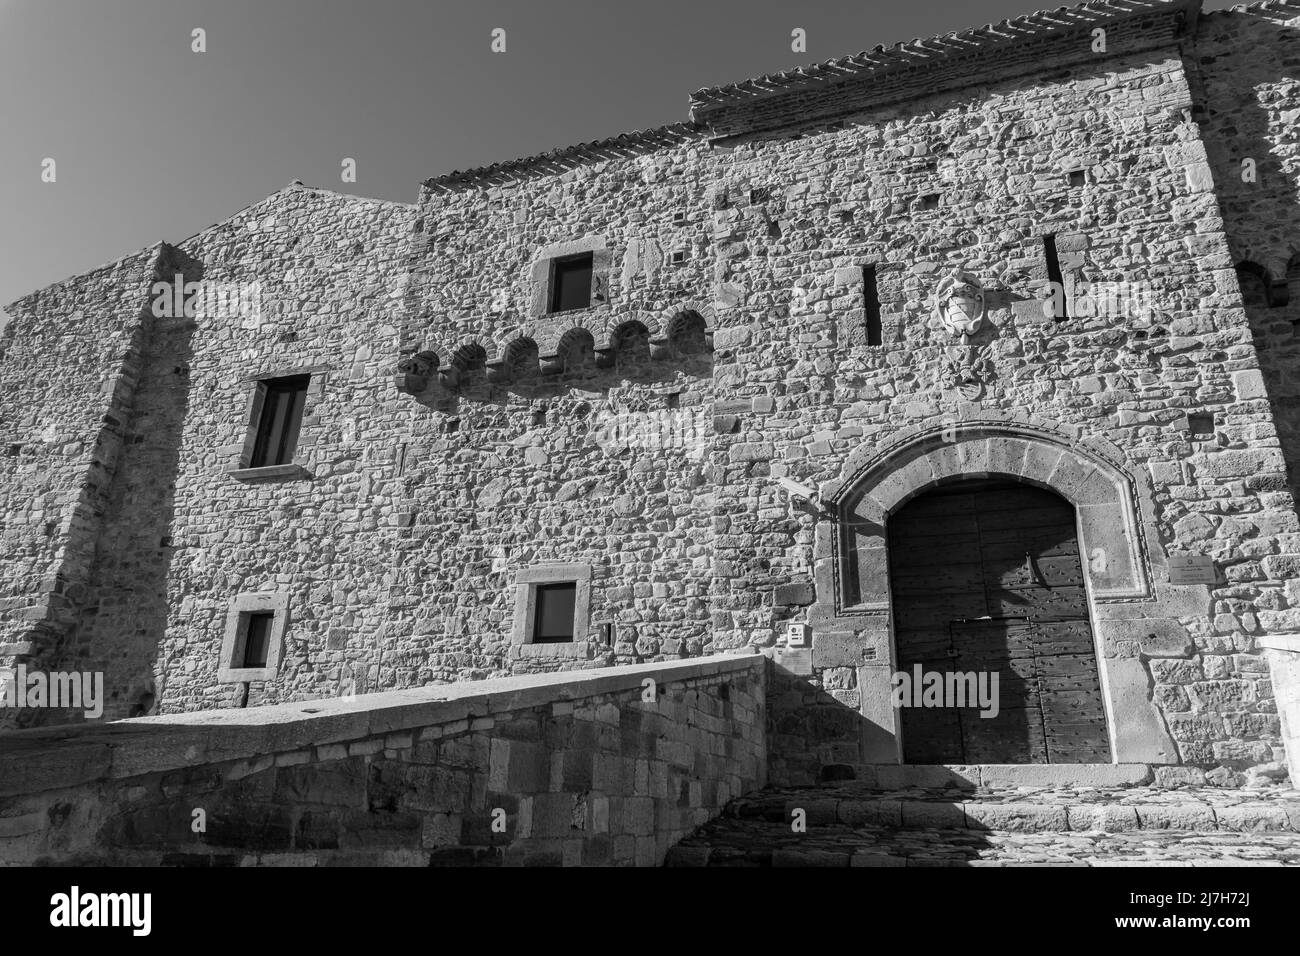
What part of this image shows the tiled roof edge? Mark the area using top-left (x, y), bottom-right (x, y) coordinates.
top-left (422, 123), bottom-right (707, 191)
top-left (689, 0), bottom-right (1202, 117)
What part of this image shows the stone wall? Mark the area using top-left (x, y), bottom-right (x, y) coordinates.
top-left (0, 1), bottom-right (1296, 785)
top-left (0, 245), bottom-right (164, 724)
top-left (704, 42), bottom-right (1292, 784)
top-left (0, 654), bottom-right (765, 866)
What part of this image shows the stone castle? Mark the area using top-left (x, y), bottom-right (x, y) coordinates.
top-left (4, 0), bottom-right (1300, 800)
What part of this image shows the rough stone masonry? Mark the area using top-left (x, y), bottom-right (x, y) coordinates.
top-left (3, 0), bottom-right (1300, 791)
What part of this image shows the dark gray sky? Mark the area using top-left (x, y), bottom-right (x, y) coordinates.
top-left (0, 0), bottom-right (1238, 308)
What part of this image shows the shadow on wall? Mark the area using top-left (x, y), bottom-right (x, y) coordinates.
top-left (1200, 7), bottom-right (1300, 506)
top-left (44, 247), bottom-right (200, 725)
top-left (753, 662), bottom-right (1004, 866)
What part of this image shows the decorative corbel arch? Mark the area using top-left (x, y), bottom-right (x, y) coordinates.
top-left (663, 307), bottom-right (713, 356)
top-left (663, 301), bottom-right (716, 333)
top-left (601, 318), bottom-right (652, 367)
top-left (536, 312), bottom-right (596, 359)
top-left (492, 323), bottom-right (541, 364)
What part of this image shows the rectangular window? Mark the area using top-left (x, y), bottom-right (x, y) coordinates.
top-left (1043, 235), bottom-right (1069, 321)
top-left (549, 253), bottom-right (593, 313)
top-left (250, 375), bottom-right (309, 467)
top-left (241, 611), bottom-right (274, 668)
top-left (864, 265), bottom-right (882, 347)
top-left (532, 582), bottom-right (577, 643)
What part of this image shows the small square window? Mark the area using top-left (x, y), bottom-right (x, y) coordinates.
top-left (670, 249), bottom-right (687, 265)
top-left (532, 582), bottom-right (577, 643)
top-left (1068, 169), bottom-right (1087, 188)
top-left (920, 193), bottom-right (941, 211)
top-left (240, 611), bottom-right (274, 668)
top-left (672, 210), bottom-right (688, 225)
top-left (511, 563), bottom-right (592, 655)
top-left (218, 592), bottom-right (289, 683)
top-left (250, 375), bottom-right (309, 467)
top-left (549, 253), bottom-right (593, 313)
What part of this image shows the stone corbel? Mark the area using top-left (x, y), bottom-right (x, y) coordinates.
top-left (393, 351), bottom-right (439, 395)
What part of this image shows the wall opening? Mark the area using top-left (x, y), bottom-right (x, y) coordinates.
top-left (863, 265), bottom-right (882, 347)
top-left (886, 478), bottom-right (1111, 764)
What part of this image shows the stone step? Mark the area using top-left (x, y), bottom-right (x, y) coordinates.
top-left (822, 763), bottom-right (1156, 789)
top-left (727, 783), bottom-right (1300, 833)
top-left (666, 819), bottom-right (1300, 867)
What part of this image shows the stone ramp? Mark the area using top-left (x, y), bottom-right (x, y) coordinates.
top-left (666, 783), bottom-right (1300, 867)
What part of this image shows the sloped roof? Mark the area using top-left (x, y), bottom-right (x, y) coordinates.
top-left (689, 0), bottom-right (1203, 120)
top-left (421, 0), bottom-right (1201, 188)
top-left (423, 123), bottom-right (705, 191)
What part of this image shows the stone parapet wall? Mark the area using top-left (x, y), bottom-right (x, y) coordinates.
top-left (0, 654), bottom-right (765, 866)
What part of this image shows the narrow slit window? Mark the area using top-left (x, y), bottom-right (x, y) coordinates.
top-left (1044, 235), bottom-right (1069, 321)
top-left (864, 265), bottom-right (883, 347)
top-left (549, 253), bottom-right (593, 313)
top-left (241, 611), bottom-right (274, 668)
top-left (533, 582), bottom-right (577, 643)
top-left (251, 375), bottom-right (309, 467)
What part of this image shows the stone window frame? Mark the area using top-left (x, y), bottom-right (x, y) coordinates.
top-left (527, 238), bottom-right (612, 321)
top-left (510, 563), bottom-right (594, 661)
top-left (218, 591), bottom-right (290, 683)
top-left (227, 364), bottom-right (329, 482)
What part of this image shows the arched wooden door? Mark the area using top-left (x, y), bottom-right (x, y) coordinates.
top-left (887, 479), bottom-right (1111, 764)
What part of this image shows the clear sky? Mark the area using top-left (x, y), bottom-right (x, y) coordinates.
top-left (0, 0), bottom-right (1240, 309)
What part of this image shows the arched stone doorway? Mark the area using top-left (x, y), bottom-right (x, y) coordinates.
top-left (888, 478), bottom-right (1111, 764)
top-left (799, 416), bottom-right (1182, 772)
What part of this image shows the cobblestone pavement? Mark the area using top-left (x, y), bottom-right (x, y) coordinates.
top-left (666, 784), bottom-right (1300, 866)
top-left (725, 784), bottom-right (1300, 831)
top-left (667, 819), bottom-right (1300, 866)
top-left (745, 782), bottom-right (1300, 807)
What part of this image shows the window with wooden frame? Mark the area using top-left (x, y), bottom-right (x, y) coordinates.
top-left (510, 563), bottom-right (593, 658)
top-left (532, 582), bottom-right (578, 643)
top-left (239, 611), bottom-right (275, 667)
top-left (218, 592), bottom-right (290, 683)
top-left (249, 374), bottom-right (310, 467)
top-left (549, 253), bottom-right (594, 313)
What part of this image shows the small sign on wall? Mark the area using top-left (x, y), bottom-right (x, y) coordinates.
top-left (786, 623), bottom-right (810, 648)
top-left (1168, 554), bottom-right (1217, 585)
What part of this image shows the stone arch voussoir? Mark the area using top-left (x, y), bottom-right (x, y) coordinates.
top-left (826, 418), bottom-right (1151, 604)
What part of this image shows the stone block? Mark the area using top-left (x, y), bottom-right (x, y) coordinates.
top-left (729, 442), bottom-right (772, 462)
top-left (1065, 805), bottom-right (1141, 832)
top-left (773, 581), bottom-right (814, 606)
top-left (963, 803), bottom-right (1068, 832)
